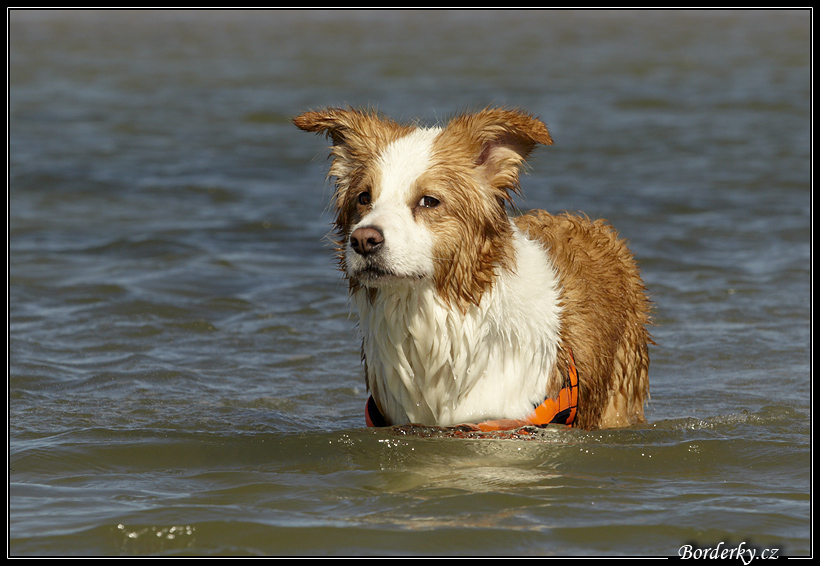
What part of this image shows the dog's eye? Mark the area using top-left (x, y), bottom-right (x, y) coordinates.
top-left (357, 192), bottom-right (371, 206)
top-left (418, 196), bottom-right (440, 208)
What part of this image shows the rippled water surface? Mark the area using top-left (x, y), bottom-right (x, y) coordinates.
top-left (9, 10), bottom-right (811, 556)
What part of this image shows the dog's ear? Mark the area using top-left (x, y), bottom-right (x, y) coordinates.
top-left (293, 107), bottom-right (364, 146)
top-left (293, 107), bottom-right (412, 182)
top-left (293, 108), bottom-right (364, 183)
top-left (444, 108), bottom-right (553, 195)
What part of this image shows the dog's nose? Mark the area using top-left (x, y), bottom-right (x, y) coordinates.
top-left (350, 227), bottom-right (384, 255)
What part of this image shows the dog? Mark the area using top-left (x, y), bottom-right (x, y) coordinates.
top-left (294, 107), bottom-right (651, 431)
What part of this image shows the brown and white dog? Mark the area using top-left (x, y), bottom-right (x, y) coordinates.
top-left (294, 107), bottom-right (651, 431)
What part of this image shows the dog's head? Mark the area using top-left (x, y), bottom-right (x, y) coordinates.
top-left (294, 107), bottom-right (553, 311)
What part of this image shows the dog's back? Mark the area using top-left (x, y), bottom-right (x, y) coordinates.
top-left (515, 211), bottom-right (651, 429)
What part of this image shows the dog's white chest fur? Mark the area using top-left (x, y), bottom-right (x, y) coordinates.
top-left (356, 228), bottom-right (562, 426)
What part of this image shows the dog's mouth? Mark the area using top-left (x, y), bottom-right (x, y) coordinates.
top-left (348, 261), bottom-right (426, 288)
top-left (350, 265), bottom-right (404, 286)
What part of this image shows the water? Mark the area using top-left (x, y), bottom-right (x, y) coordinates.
top-left (8, 9), bottom-right (811, 556)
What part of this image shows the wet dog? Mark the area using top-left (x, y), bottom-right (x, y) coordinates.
top-left (294, 107), bottom-right (651, 430)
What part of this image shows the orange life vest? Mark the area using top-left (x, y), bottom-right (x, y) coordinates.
top-left (365, 351), bottom-right (578, 429)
